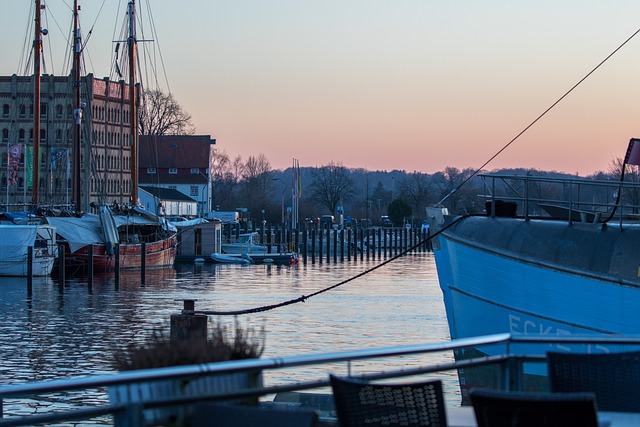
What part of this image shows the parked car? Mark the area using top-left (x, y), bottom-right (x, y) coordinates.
top-left (381, 216), bottom-right (393, 227)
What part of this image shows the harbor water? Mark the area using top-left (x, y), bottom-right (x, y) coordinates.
top-left (0, 251), bottom-right (458, 416)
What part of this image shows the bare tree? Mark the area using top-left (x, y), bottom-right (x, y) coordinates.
top-left (139, 89), bottom-right (195, 135)
top-left (240, 154), bottom-right (273, 210)
top-left (210, 149), bottom-right (239, 210)
top-left (432, 167), bottom-right (478, 214)
top-left (308, 162), bottom-right (357, 215)
top-left (608, 157), bottom-right (640, 213)
top-left (398, 172), bottom-right (433, 219)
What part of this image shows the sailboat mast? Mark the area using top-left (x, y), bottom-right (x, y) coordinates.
top-left (128, 0), bottom-right (138, 206)
top-left (32, 0), bottom-right (42, 206)
top-left (71, 0), bottom-right (82, 212)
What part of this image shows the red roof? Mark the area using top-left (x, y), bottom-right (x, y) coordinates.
top-left (139, 135), bottom-right (215, 169)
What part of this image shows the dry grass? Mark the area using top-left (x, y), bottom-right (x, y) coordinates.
top-left (113, 318), bottom-right (266, 371)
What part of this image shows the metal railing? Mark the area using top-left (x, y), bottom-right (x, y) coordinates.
top-left (3, 333), bottom-right (640, 426)
top-left (479, 174), bottom-right (640, 225)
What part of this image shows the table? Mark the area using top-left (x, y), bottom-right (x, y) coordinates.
top-left (446, 406), bottom-right (640, 427)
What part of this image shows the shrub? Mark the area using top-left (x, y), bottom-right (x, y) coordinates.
top-left (113, 318), bottom-right (266, 371)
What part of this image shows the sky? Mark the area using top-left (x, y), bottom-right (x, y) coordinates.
top-left (3, 1), bottom-right (640, 176)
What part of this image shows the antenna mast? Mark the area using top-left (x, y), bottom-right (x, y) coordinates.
top-left (71, 0), bottom-right (82, 212)
top-left (32, 0), bottom-right (42, 206)
top-left (128, 0), bottom-right (138, 206)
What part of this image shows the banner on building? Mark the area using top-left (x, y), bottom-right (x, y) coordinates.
top-left (8, 144), bottom-right (21, 186)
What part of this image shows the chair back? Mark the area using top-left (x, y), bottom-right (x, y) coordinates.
top-left (469, 388), bottom-right (598, 427)
top-left (190, 402), bottom-right (319, 427)
top-left (329, 375), bottom-right (447, 427)
top-left (547, 350), bottom-right (640, 412)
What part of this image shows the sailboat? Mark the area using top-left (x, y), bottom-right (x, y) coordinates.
top-left (38, 0), bottom-right (177, 273)
top-left (0, 0), bottom-right (58, 277)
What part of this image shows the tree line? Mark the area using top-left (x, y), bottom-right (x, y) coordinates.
top-left (141, 89), bottom-right (639, 225)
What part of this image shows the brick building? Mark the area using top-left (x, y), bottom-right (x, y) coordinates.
top-left (0, 73), bottom-right (134, 212)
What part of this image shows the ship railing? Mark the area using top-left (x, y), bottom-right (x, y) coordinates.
top-left (2, 333), bottom-right (640, 426)
top-left (479, 174), bottom-right (640, 225)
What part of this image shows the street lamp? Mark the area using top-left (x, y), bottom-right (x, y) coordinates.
top-left (272, 177), bottom-right (287, 224)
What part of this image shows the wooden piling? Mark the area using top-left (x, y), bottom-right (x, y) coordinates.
top-left (87, 244), bottom-right (94, 283)
top-left (114, 244), bottom-right (120, 287)
top-left (141, 242), bottom-right (146, 285)
top-left (27, 246), bottom-right (33, 286)
top-left (58, 244), bottom-right (66, 283)
top-left (170, 299), bottom-right (207, 344)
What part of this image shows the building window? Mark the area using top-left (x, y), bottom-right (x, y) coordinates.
top-left (168, 185), bottom-right (177, 190)
top-left (147, 168), bottom-right (156, 174)
top-left (56, 105), bottom-right (63, 118)
top-left (2, 104), bottom-right (9, 117)
top-left (19, 105), bottom-right (25, 117)
top-left (169, 168), bottom-right (178, 174)
top-left (18, 129), bottom-right (25, 142)
top-left (2, 129), bottom-right (8, 142)
top-left (41, 104), bottom-right (47, 117)
top-left (190, 168), bottom-right (200, 175)
top-left (190, 185), bottom-right (199, 196)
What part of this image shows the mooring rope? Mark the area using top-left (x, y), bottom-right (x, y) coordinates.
top-left (196, 215), bottom-right (470, 316)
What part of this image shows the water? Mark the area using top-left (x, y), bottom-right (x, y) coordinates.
top-left (0, 252), bottom-right (458, 417)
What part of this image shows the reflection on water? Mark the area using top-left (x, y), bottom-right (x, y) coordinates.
top-left (0, 252), bottom-right (458, 412)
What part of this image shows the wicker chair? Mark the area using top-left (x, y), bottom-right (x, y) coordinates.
top-left (547, 350), bottom-right (640, 412)
top-left (329, 375), bottom-right (448, 427)
top-left (190, 402), bottom-right (319, 427)
top-left (469, 388), bottom-right (598, 427)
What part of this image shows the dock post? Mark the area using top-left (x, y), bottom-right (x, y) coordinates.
top-left (318, 227), bottom-right (323, 263)
top-left (58, 244), bottom-right (66, 283)
top-left (114, 244), bottom-right (120, 287)
top-left (311, 227), bottom-right (316, 264)
top-left (384, 231), bottom-right (388, 258)
top-left (140, 242), bottom-right (146, 285)
top-left (333, 228), bottom-right (338, 263)
top-left (170, 299), bottom-right (207, 344)
top-left (326, 228), bottom-right (331, 264)
top-left (27, 246), bottom-right (33, 286)
top-left (302, 226), bottom-right (308, 264)
top-left (87, 245), bottom-right (94, 284)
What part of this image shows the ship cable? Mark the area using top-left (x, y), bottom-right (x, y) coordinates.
top-left (196, 215), bottom-right (470, 316)
top-left (437, 26), bottom-right (640, 206)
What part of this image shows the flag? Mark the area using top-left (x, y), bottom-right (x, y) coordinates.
top-left (25, 146), bottom-right (32, 187)
top-left (8, 144), bottom-right (21, 185)
top-left (626, 138), bottom-right (640, 166)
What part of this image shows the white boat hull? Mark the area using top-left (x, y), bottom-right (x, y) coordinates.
top-left (0, 224), bottom-right (57, 277)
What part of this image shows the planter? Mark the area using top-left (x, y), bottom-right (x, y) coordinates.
top-left (109, 370), bottom-right (263, 426)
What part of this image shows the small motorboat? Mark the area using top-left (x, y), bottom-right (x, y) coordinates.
top-left (210, 252), bottom-right (253, 264)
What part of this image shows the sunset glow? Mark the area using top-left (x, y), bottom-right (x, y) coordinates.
top-left (3, 1), bottom-right (640, 175)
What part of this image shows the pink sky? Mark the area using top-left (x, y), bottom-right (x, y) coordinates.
top-left (4, 1), bottom-right (640, 175)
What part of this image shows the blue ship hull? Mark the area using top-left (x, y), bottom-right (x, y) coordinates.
top-left (431, 213), bottom-right (640, 398)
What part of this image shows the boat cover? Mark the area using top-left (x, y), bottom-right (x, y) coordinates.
top-left (45, 213), bottom-right (165, 253)
top-left (0, 225), bottom-right (38, 260)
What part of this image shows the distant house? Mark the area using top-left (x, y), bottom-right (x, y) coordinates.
top-left (139, 186), bottom-right (198, 218)
top-left (139, 135), bottom-right (216, 217)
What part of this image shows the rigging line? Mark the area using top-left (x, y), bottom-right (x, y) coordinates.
top-left (143, 0), bottom-right (171, 93)
top-left (438, 25), bottom-right (640, 206)
top-left (196, 215), bottom-right (470, 316)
